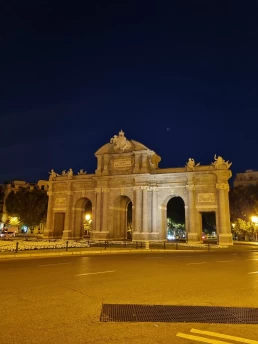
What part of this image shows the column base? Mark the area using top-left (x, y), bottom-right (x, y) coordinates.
top-left (43, 229), bottom-right (54, 239)
top-left (187, 232), bottom-right (200, 243)
top-left (62, 230), bottom-right (73, 240)
top-left (133, 232), bottom-right (150, 241)
top-left (91, 231), bottom-right (109, 240)
top-left (218, 233), bottom-right (233, 245)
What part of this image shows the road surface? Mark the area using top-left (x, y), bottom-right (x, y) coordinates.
top-left (1, 249), bottom-right (258, 344)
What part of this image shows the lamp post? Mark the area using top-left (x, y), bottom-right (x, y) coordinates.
top-left (231, 223), bottom-right (236, 240)
top-left (251, 216), bottom-right (258, 242)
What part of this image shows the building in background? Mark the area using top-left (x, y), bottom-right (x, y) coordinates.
top-left (233, 170), bottom-right (258, 187)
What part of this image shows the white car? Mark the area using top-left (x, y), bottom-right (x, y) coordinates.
top-left (0, 231), bottom-right (16, 238)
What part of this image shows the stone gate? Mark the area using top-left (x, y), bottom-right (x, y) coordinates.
top-left (44, 130), bottom-right (233, 245)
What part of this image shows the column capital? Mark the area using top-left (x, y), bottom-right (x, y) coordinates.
top-left (141, 186), bottom-right (148, 191)
top-left (133, 186), bottom-right (141, 191)
top-left (102, 188), bottom-right (110, 193)
top-left (216, 183), bottom-right (229, 191)
top-left (95, 187), bottom-right (102, 193)
top-left (186, 184), bottom-right (195, 191)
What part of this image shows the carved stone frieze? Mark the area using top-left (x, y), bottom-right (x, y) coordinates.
top-left (55, 198), bottom-right (67, 207)
top-left (197, 193), bottom-right (216, 203)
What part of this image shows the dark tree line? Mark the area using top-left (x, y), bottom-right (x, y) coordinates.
top-left (5, 188), bottom-right (48, 229)
top-left (229, 184), bottom-right (258, 236)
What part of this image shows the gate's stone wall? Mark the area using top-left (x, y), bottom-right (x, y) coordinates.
top-left (44, 131), bottom-right (233, 245)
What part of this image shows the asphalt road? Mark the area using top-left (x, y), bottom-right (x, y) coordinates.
top-left (1, 249), bottom-right (258, 344)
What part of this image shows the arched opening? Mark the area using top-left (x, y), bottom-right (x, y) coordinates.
top-left (200, 211), bottom-right (217, 242)
top-left (166, 197), bottom-right (185, 241)
top-left (73, 198), bottom-right (92, 239)
top-left (112, 195), bottom-right (132, 240)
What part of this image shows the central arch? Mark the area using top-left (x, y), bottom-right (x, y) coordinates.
top-left (162, 196), bottom-right (186, 241)
top-left (112, 195), bottom-right (132, 240)
top-left (73, 197), bottom-right (93, 239)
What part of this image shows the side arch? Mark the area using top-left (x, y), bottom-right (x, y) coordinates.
top-left (72, 197), bottom-right (93, 239)
top-left (111, 195), bottom-right (133, 240)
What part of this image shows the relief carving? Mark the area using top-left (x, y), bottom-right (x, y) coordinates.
top-left (198, 193), bottom-right (216, 203)
top-left (110, 130), bottom-right (132, 152)
top-left (55, 198), bottom-right (67, 207)
top-left (212, 155), bottom-right (232, 169)
top-left (185, 158), bottom-right (200, 171)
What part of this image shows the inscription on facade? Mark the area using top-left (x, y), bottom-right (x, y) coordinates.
top-left (114, 158), bottom-right (131, 168)
top-left (198, 193), bottom-right (215, 203)
top-left (55, 198), bottom-right (67, 206)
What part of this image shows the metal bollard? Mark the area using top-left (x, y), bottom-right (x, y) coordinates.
top-left (104, 240), bottom-right (107, 250)
top-left (16, 242), bottom-right (19, 253)
top-left (66, 240), bottom-right (68, 251)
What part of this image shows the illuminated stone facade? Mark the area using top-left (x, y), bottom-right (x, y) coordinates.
top-left (44, 131), bottom-right (233, 245)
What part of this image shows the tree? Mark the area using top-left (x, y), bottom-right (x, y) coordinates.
top-left (229, 184), bottom-right (258, 222)
top-left (5, 188), bottom-right (48, 229)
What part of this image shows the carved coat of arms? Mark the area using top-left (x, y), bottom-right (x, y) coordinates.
top-left (110, 130), bottom-right (131, 152)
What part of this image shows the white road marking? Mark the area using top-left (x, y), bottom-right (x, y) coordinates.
top-left (244, 258), bottom-right (258, 261)
top-left (248, 271), bottom-right (258, 274)
top-left (39, 262), bottom-right (72, 267)
top-left (191, 328), bottom-right (258, 344)
top-left (186, 262), bottom-right (207, 265)
top-left (216, 260), bottom-right (234, 263)
top-left (76, 270), bottom-right (116, 277)
top-left (177, 332), bottom-right (231, 343)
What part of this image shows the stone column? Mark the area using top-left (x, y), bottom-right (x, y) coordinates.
top-left (44, 187), bottom-right (54, 238)
top-left (186, 183), bottom-right (198, 243)
top-left (102, 188), bottom-right (110, 232)
top-left (63, 187), bottom-right (73, 239)
top-left (94, 188), bottom-right (102, 232)
top-left (151, 186), bottom-right (158, 232)
top-left (142, 186), bottom-right (148, 232)
top-left (217, 182), bottom-right (233, 245)
top-left (134, 186), bottom-right (142, 233)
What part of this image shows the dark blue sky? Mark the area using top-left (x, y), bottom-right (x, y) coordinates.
top-left (1, 0), bottom-right (257, 183)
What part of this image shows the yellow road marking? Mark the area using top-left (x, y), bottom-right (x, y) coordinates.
top-left (191, 329), bottom-right (258, 344)
top-left (176, 332), bottom-right (231, 344)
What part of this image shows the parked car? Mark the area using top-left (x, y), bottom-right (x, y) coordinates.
top-left (0, 231), bottom-right (16, 238)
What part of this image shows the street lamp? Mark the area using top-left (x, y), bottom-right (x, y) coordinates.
top-left (251, 216), bottom-right (258, 242)
top-left (85, 214), bottom-right (91, 221)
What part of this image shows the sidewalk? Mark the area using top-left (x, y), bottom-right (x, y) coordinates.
top-left (0, 243), bottom-right (226, 260)
top-left (233, 240), bottom-right (258, 246)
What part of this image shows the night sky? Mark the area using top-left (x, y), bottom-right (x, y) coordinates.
top-left (1, 1), bottom-right (257, 184)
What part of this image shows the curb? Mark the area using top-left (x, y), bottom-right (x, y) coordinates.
top-left (0, 248), bottom-right (213, 260)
